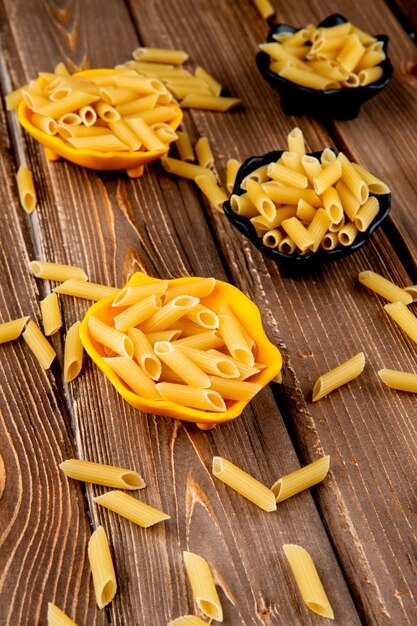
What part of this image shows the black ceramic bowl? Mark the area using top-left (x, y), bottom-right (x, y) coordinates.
top-left (223, 150), bottom-right (391, 271)
top-left (256, 14), bottom-right (393, 119)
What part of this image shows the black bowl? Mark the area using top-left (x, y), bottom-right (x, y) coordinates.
top-left (256, 14), bottom-right (393, 120)
top-left (223, 150), bottom-right (391, 272)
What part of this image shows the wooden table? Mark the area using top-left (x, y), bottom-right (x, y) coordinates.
top-left (0, 1), bottom-right (416, 625)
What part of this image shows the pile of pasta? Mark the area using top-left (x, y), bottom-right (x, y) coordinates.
top-left (87, 277), bottom-right (265, 413)
top-left (117, 46), bottom-right (241, 111)
top-left (260, 21), bottom-right (386, 89)
top-left (7, 65), bottom-right (180, 153)
top-left (230, 127), bottom-right (390, 255)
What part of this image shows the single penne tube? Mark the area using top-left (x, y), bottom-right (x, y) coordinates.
top-left (160, 157), bottom-right (215, 180)
top-left (99, 86), bottom-right (139, 105)
top-left (335, 179), bottom-right (360, 221)
top-left (21, 91), bottom-right (53, 110)
top-left (178, 345), bottom-right (239, 378)
top-left (267, 163), bottom-right (308, 189)
top-left (108, 119), bottom-right (142, 151)
top-left (279, 66), bottom-right (340, 90)
top-left (322, 186), bottom-right (343, 223)
top-left (279, 235), bottom-right (297, 254)
top-left (58, 113), bottom-right (82, 126)
top-left (320, 149), bottom-right (336, 167)
top-left (164, 278), bottom-right (215, 304)
top-left (404, 285), bottom-right (417, 301)
top-left (64, 321), bottom-right (83, 382)
top-left (183, 552), bottom-right (223, 622)
top-left (104, 356), bottom-right (161, 399)
top-left (336, 33), bottom-right (366, 72)
top-left (169, 616), bottom-right (209, 626)
top-left (94, 489), bottom-right (170, 527)
top-left (311, 33), bottom-right (347, 54)
top-left (195, 136), bottom-right (214, 169)
top-left (195, 66), bottom-right (222, 96)
top-left (281, 28), bottom-right (310, 47)
top-left (115, 94), bottom-right (159, 117)
top-left (287, 127), bottom-right (305, 159)
top-left (317, 22), bottom-right (352, 38)
top-left (338, 221), bottom-right (359, 246)
top-left (125, 117), bottom-right (168, 151)
top-left (358, 270), bottom-right (412, 304)
top-left (378, 369), bottom-right (417, 393)
top-left (16, 165), bottom-right (37, 213)
top-left (112, 75), bottom-right (166, 96)
top-left (146, 329), bottom-right (182, 343)
top-left (283, 544), bottom-right (334, 619)
top-left (281, 217), bottom-right (314, 251)
top-left (123, 60), bottom-right (175, 72)
top-left (279, 151), bottom-right (304, 174)
top-left (309, 60), bottom-right (349, 81)
top-left (350, 25), bottom-right (376, 45)
top-left (156, 382), bottom-right (226, 411)
top-left (154, 341), bottom-right (210, 388)
top-left (133, 47), bottom-right (189, 65)
top-left (113, 281), bottom-right (168, 307)
top-left (307, 209), bottom-right (331, 252)
top-left (241, 164), bottom-right (269, 189)
top-left (194, 175), bottom-right (228, 213)
top-left (47, 603), bottom-right (78, 626)
top-left (174, 330), bottom-right (224, 350)
top-left (384, 302), bottom-right (417, 344)
top-left (301, 155), bottom-right (322, 183)
top-left (337, 153), bottom-right (368, 204)
top-left (230, 194), bottom-right (258, 218)
top-left (173, 319), bottom-right (209, 336)
top-left (262, 183), bottom-right (321, 207)
top-left (209, 376), bottom-right (262, 400)
top-left (312, 159), bottom-right (342, 195)
top-left (0, 316), bottom-right (29, 344)
top-left (169, 84), bottom-right (212, 100)
top-left (49, 86), bottom-right (72, 101)
top-left (351, 163), bottom-right (390, 194)
top-left (31, 113), bottom-right (58, 135)
top-left (53, 279), bottom-right (119, 301)
top-left (164, 76), bottom-right (216, 91)
top-left (40, 292), bottom-right (62, 336)
top-left (88, 317), bottom-right (134, 357)
top-left (67, 135), bottom-right (129, 152)
top-left (185, 303), bottom-right (218, 329)
top-left (140, 296), bottom-right (200, 333)
top-left (253, 0), bottom-right (275, 19)
top-left (262, 228), bottom-right (285, 249)
top-left (358, 66), bottom-right (383, 86)
top-left (245, 179), bottom-right (277, 221)
top-left (180, 94), bottom-right (241, 111)
top-left (312, 352), bottom-right (365, 401)
top-left (88, 526), bottom-right (117, 609)
top-left (271, 456), bottom-right (330, 503)
top-left (126, 327), bottom-right (161, 380)
top-left (22, 320), bottom-right (56, 369)
top-left (218, 315), bottom-right (254, 366)
top-left (60, 458), bottom-right (145, 489)
top-left (218, 303), bottom-right (254, 349)
top-left (212, 456), bottom-right (276, 512)
top-left (296, 199), bottom-right (317, 223)
top-left (328, 214), bottom-right (345, 233)
top-left (356, 48), bottom-right (385, 71)
top-left (153, 123), bottom-right (178, 144)
top-left (131, 107), bottom-right (178, 125)
top-left (93, 101), bottom-right (121, 123)
top-left (6, 86), bottom-right (26, 111)
top-left (113, 295), bottom-right (161, 332)
top-left (321, 231), bottom-right (339, 250)
top-left (260, 43), bottom-right (311, 70)
top-left (175, 130), bottom-right (194, 161)
top-left (57, 124), bottom-right (110, 139)
top-left (36, 91), bottom-right (99, 118)
top-left (208, 350), bottom-right (260, 379)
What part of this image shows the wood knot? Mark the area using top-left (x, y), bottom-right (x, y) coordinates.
top-left (256, 598), bottom-right (272, 620)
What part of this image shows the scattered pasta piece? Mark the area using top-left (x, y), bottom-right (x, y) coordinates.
top-left (183, 551), bottom-right (223, 622)
top-left (40, 292), bottom-right (62, 336)
top-left (384, 302), bottom-right (417, 345)
top-left (16, 165), bottom-right (36, 213)
top-left (94, 490), bottom-right (170, 527)
top-left (60, 458), bottom-right (146, 489)
top-left (64, 321), bottom-right (83, 382)
top-left (312, 352), bottom-right (365, 401)
top-left (194, 175), bottom-right (228, 213)
top-left (226, 158), bottom-right (241, 193)
top-left (271, 456), bottom-right (330, 503)
top-left (168, 616), bottom-right (209, 626)
top-left (283, 544), bottom-right (334, 619)
top-left (253, 0), bottom-right (275, 20)
top-left (378, 369), bottom-right (417, 393)
top-left (88, 526), bottom-right (117, 609)
top-left (0, 316), bottom-right (29, 344)
top-left (47, 603), bottom-right (78, 626)
top-left (29, 260), bottom-right (88, 282)
top-left (358, 271), bottom-right (412, 304)
top-left (176, 131), bottom-right (195, 162)
top-left (22, 320), bottom-right (56, 369)
top-left (212, 456), bottom-right (276, 511)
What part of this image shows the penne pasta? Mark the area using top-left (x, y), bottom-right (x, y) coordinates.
top-left (40, 292), bottom-right (62, 336)
top-left (307, 209), bottom-right (331, 252)
top-left (54, 62), bottom-right (70, 76)
top-left (88, 317), bottom-right (134, 358)
top-left (358, 66), bottom-right (383, 86)
top-left (212, 456), bottom-right (276, 511)
top-left (132, 107), bottom-right (178, 125)
top-left (94, 490), bottom-right (170, 527)
top-left (128, 327), bottom-right (162, 380)
top-left (31, 113), bottom-right (57, 135)
top-left (384, 302), bottom-right (417, 344)
top-left (115, 94), bottom-right (159, 116)
top-left (125, 117), bottom-right (167, 152)
top-left (195, 136), bottom-right (214, 169)
top-left (113, 281), bottom-right (168, 307)
top-left (0, 316), bottom-right (29, 344)
top-left (154, 341), bottom-right (210, 388)
top-left (335, 179), bottom-right (360, 222)
top-left (6, 86), bottom-right (26, 111)
top-left (67, 135), bottom-right (128, 152)
top-left (174, 330), bottom-right (224, 351)
top-left (262, 228), bottom-right (284, 249)
top-left (312, 352), bottom-right (365, 401)
top-left (337, 152), bottom-right (368, 204)
top-left (241, 165), bottom-right (269, 188)
top-left (174, 319), bottom-right (210, 336)
top-left (156, 382), bottom-right (226, 411)
top-left (133, 47), bottom-right (189, 65)
top-left (161, 157), bottom-right (215, 180)
top-left (218, 314), bottom-right (254, 366)
top-left (194, 175), bottom-right (228, 213)
top-left (209, 376), bottom-right (262, 400)
top-left (163, 278), bottom-right (215, 304)
top-left (16, 165), bottom-right (37, 213)
top-left (88, 526), bottom-right (117, 609)
top-left (195, 66), bottom-right (222, 96)
top-left (22, 320), bottom-right (56, 369)
top-left (180, 94), bottom-right (241, 111)
top-left (140, 296), bottom-right (200, 333)
top-left (60, 458), bottom-right (145, 489)
top-left (175, 130), bottom-right (194, 161)
top-left (53, 279), bottom-right (119, 301)
top-left (279, 236), bottom-right (296, 254)
top-left (104, 356), bottom-right (161, 399)
top-left (378, 369), bottom-right (417, 393)
top-left (301, 155), bottom-right (322, 183)
top-left (64, 321), bottom-right (83, 382)
top-left (36, 91), bottom-right (99, 118)
top-left (108, 119), bottom-right (142, 151)
top-left (168, 617), bottom-right (209, 626)
top-left (29, 260), bottom-right (88, 282)
top-left (47, 603), bottom-right (78, 626)
top-left (183, 551), bottom-right (223, 622)
top-left (283, 544), bottom-right (334, 619)
top-left (279, 66), bottom-right (340, 90)
top-left (312, 159), bottom-right (342, 195)
top-left (231, 194), bottom-right (259, 218)
top-left (146, 330), bottom-right (182, 344)
top-left (322, 186), bottom-right (343, 223)
top-left (280, 151), bottom-right (304, 174)
top-left (296, 198), bottom-right (317, 223)
top-left (262, 183), bottom-right (321, 207)
top-left (113, 295), bottom-right (161, 332)
top-left (253, 0), bottom-right (275, 19)
top-left (177, 345), bottom-right (239, 378)
top-left (246, 179), bottom-right (276, 221)
top-left (358, 271), bottom-right (412, 304)
top-left (321, 231), bottom-right (339, 250)
top-left (271, 456), bottom-right (330, 503)
top-left (185, 304), bottom-right (218, 329)
top-left (351, 163), bottom-right (390, 194)
top-left (267, 162), bottom-right (308, 189)
top-left (287, 127), bottom-right (305, 159)
top-left (404, 285), bottom-right (417, 301)
top-left (355, 196), bottom-right (379, 231)
top-left (281, 217), bottom-right (314, 251)
top-left (338, 221), bottom-right (359, 246)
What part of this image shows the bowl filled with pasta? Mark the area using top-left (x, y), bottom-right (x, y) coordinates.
top-left (223, 127), bottom-right (391, 270)
top-left (79, 272), bottom-right (282, 428)
top-left (17, 68), bottom-right (183, 178)
top-left (256, 14), bottom-right (393, 119)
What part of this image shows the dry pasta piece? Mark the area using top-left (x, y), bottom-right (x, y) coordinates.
top-left (88, 317), bottom-right (134, 358)
top-left (30, 260), bottom-right (88, 282)
top-left (312, 159), bottom-right (342, 195)
top-left (47, 603), bottom-right (78, 626)
top-left (262, 228), bottom-right (284, 249)
top-left (175, 131), bottom-right (194, 161)
top-left (195, 67), bottom-right (222, 96)
top-left (218, 315), bottom-right (254, 366)
top-left (36, 91), bottom-right (100, 118)
top-left (351, 163), bottom-right (390, 194)
top-left (231, 195), bottom-right (261, 218)
top-left (156, 382), bottom-right (226, 411)
top-left (208, 349), bottom-right (259, 379)
top-left (31, 113), bottom-right (58, 135)
top-left (115, 93), bottom-right (159, 116)
top-left (281, 217), bottom-right (314, 251)
top-left (245, 179), bottom-right (276, 221)
top-left (22, 320), bottom-right (56, 369)
top-left (384, 302), bottom-right (417, 344)
top-left (338, 221), bottom-right (358, 246)
top-left (169, 617), bottom-right (209, 626)
top-left (226, 159), bottom-right (241, 193)
top-left (146, 330), bottom-right (182, 344)
top-left (335, 179), bottom-right (360, 222)
top-left (355, 196), bottom-right (379, 231)
top-left (67, 135), bottom-right (128, 152)
top-left (404, 285), bottom-right (417, 301)
top-left (322, 232), bottom-right (338, 250)
top-left (279, 66), bottom-right (340, 90)
top-left (287, 127), bottom-right (305, 159)
top-left (54, 62), bottom-right (70, 76)
top-left (336, 33), bottom-right (365, 72)
top-left (125, 117), bottom-right (167, 152)
top-left (262, 184), bottom-right (321, 207)
top-left (40, 293), bottom-right (62, 336)
top-left (164, 278), bottom-right (215, 304)
top-left (6, 86), bottom-right (26, 111)
top-left (194, 175), bottom-right (228, 213)
top-left (271, 456), bottom-right (330, 503)
top-left (140, 296), bottom-right (200, 333)
top-left (53, 279), bottom-right (119, 301)
top-left (113, 295), bottom-right (161, 332)
top-left (128, 327), bottom-right (161, 380)
top-left (180, 94), bottom-right (241, 111)
top-left (64, 321), bottom-right (83, 382)
top-left (154, 341), bottom-right (210, 388)
top-left (212, 456), bottom-right (276, 511)
top-left (108, 119), bottom-right (142, 151)
top-left (307, 209), bottom-right (331, 252)
top-left (209, 376), bottom-right (262, 400)
top-left (280, 151), bottom-right (304, 174)
top-left (301, 155), bottom-right (322, 183)
top-left (195, 136), bottom-right (214, 169)
top-left (178, 345), bottom-right (239, 378)
top-left (174, 319), bottom-right (210, 336)
top-left (267, 163), bottom-right (308, 189)
top-left (183, 551), bottom-right (223, 622)
top-left (337, 152), bottom-right (368, 204)
top-left (252, 0), bottom-right (275, 19)
top-left (0, 317), bottom-right (29, 344)
top-left (322, 187), bottom-right (343, 223)
top-left (133, 47), bottom-right (189, 65)
top-left (185, 304), bottom-right (218, 329)
top-left (283, 544), bottom-right (334, 619)
top-left (60, 458), bottom-right (145, 489)
top-left (174, 330), bottom-right (224, 351)
top-left (161, 157), bottom-right (216, 180)
top-left (104, 356), bottom-right (161, 399)
top-left (113, 281), bottom-right (168, 306)
top-left (88, 526), bottom-right (117, 609)
top-left (312, 352), bottom-right (365, 401)
top-left (358, 271), bottom-right (412, 304)
top-left (16, 165), bottom-right (36, 213)
top-left (94, 490), bottom-right (170, 527)
top-left (378, 369), bottom-right (417, 393)
top-left (358, 66), bottom-right (383, 86)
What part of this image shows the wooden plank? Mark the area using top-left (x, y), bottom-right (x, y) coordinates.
top-left (125, 1), bottom-right (417, 624)
top-left (0, 1), bottom-right (361, 625)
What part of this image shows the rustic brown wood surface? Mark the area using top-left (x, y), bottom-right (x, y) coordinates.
top-left (0, 1), bottom-right (415, 626)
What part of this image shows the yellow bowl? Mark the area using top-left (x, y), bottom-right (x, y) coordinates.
top-left (17, 69), bottom-right (183, 178)
top-left (79, 272), bottom-right (282, 427)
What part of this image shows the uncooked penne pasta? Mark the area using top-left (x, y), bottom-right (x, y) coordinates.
top-left (133, 107), bottom-right (178, 125)
top-left (279, 66), bottom-right (340, 90)
top-left (175, 130), bottom-right (194, 161)
top-left (0, 316), bottom-right (29, 344)
top-left (246, 179), bottom-right (276, 221)
top-left (113, 281), bottom-right (168, 307)
top-left (262, 228), bottom-right (284, 249)
top-left (146, 330), bottom-right (182, 344)
top-left (128, 327), bottom-right (161, 380)
top-left (88, 317), bottom-right (134, 358)
top-left (195, 136), bottom-right (214, 169)
top-left (335, 179), bottom-right (360, 222)
top-left (336, 33), bottom-right (365, 72)
top-left (378, 369), bottom-right (417, 393)
top-left (6, 86), bottom-right (26, 111)
top-left (88, 526), bottom-right (117, 609)
top-left (126, 117), bottom-right (167, 152)
top-left (168, 617), bottom-right (209, 626)
top-left (355, 196), bottom-right (379, 231)
top-left (154, 341), bottom-right (210, 388)
top-left (358, 66), bottom-right (383, 86)
top-left (312, 352), bottom-right (365, 401)
top-left (183, 551), bottom-right (223, 621)
top-left (218, 315), bottom-right (254, 366)
top-left (267, 163), bottom-right (308, 189)
top-left (22, 320), bottom-right (56, 369)
top-left (281, 217), bottom-right (314, 251)
top-left (212, 456), bottom-right (276, 511)
top-left (337, 153), bottom-right (368, 204)
top-left (140, 296), bottom-right (199, 333)
top-left (161, 157), bottom-right (215, 180)
top-left (358, 270), bottom-right (412, 304)
top-left (36, 91), bottom-right (99, 119)
top-left (53, 279), bottom-right (119, 301)
top-left (241, 164), bottom-right (269, 188)
top-left (40, 293), bottom-right (62, 336)
top-left (164, 278), bottom-right (215, 304)
top-left (67, 135), bottom-right (128, 152)
top-left (280, 151), bottom-right (304, 174)
top-left (104, 356), bottom-right (161, 399)
top-left (16, 165), bottom-right (37, 213)
top-left (279, 236), bottom-right (296, 254)
top-left (178, 345), bottom-right (239, 377)
top-left (108, 119), bottom-right (142, 151)
top-left (384, 302), bottom-right (417, 344)
top-left (322, 187), bottom-right (343, 223)
top-left (60, 458), bottom-right (145, 489)
top-left (287, 127), bottom-right (305, 159)
top-left (253, 0), bottom-right (275, 19)
top-left (133, 47), bottom-right (189, 65)
top-left (113, 294), bottom-right (161, 332)
top-left (321, 231), bottom-right (339, 250)
top-left (226, 159), bottom-right (241, 193)
top-left (185, 304), bottom-right (218, 329)
top-left (174, 330), bottom-right (223, 350)
top-left (54, 62), bottom-right (70, 76)
top-left (31, 113), bottom-right (57, 135)
top-left (271, 456), bottom-right (330, 503)
top-left (174, 319), bottom-right (210, 336)
top-left (231, 194), bottom-right (259, 218)
top-left (94, 490), bottom-right (170, 527)
top-left (47, 603), bottom-right (78, 626)
top-left (30, 260), bottom-right (88, 282)
top-left (312, 159), bottom-right (342, 195)
top-left (307, 209), bottom-right (331, 252)
top-left (283, 544), bottom-right (334, 619)
top-left (351, 163), bottom-right (390, 195)
top-left (180, 94), bottom-right (241, 111)
top-left (64, 321), bottom-right (83, 382)
top-left (115, 94), bottom-right (159, 116)
top-left (302, 155), bottom-right (322, 183)
top-left (296, 199), bottom-right (317, 223)
top-left (209, 376), bottom-right (262, 400)
top-left (338, 221), bottom-right (358, 246)
top-left (195, 67), bottom-right (222, 96)
top-left (194, 175), bottom-right (228, 213)
top-left (262, 184), bottom-right (322, 207)
top-left (156, 382), bottom-right (226, 411)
